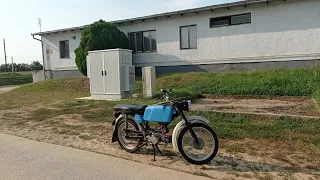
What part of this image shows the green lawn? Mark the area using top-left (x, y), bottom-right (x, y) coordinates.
top-left (0, 78), bottom-right (90, 110)
top-left (136, 67), bottom-right (320, 97)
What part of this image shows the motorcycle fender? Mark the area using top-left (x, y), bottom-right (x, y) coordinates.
top-left (172, 116), bottom-right (210, 151)
top-left (111, 115), bottom-right (124, 142)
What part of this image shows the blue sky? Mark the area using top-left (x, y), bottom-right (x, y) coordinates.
top-left (0, 0), bottom-right (237, 64)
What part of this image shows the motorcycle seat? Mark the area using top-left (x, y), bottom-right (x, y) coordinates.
top-left (114, 104), bottom-right (147, 114)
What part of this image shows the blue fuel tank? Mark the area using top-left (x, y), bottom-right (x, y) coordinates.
top-left (143, 105), bottom-right (174, 123)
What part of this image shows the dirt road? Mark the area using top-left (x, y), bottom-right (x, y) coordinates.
top-left (0, 86), bottom-right (19, 94)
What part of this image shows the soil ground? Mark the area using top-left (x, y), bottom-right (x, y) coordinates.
top-left (0, 86), bottom-right (319, 179)
top-left (0, 104), bottom-right (319, 180)
top-left (0, 86), bottom-right (19, 94)
top-left (192, 96), bottom-right (320, 118)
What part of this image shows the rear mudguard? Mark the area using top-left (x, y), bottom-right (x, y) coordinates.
top-left (111, 114), bottom-right (143, 142)
top-left (172, 116), bottom-right (210, 151)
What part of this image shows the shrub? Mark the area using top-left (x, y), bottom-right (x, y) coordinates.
top-left (0, 72), bottom-right (32, 86)
top-left (75, 20), bottom-right (129, 76)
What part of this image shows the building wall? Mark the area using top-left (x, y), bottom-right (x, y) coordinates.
top-left (117, 0), bottom-right (320, 67)
top-left (41, 31), bottom-right (81, 71)
top-left (40, 0), bottom-right (320, 73)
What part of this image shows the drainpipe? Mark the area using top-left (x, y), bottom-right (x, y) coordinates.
top-left (32, 34), bottom-right (46, 80)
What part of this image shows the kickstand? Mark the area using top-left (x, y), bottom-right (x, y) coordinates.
top-left (152, 144), bottom-right (156, 161)
top-left (151, 144), bottom-right (163, 162)
top-left (155, 144), bottom-right (163, 156)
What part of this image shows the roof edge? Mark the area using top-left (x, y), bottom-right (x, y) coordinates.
top-left (32, 0), bottom-right (280, 36)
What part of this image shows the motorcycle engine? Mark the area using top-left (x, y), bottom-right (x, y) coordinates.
top-left (147, 133), bottom-right (162, 145)
top-left (146, 123), bottom-right (172, 145)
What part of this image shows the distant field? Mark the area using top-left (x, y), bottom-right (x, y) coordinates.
top-left (0, 72), bottom-right (33, 86)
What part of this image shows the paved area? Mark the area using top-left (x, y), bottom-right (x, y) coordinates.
top-left (0, 133), bottom-right (210, 180)
top-left (0, 86), bottom-right (19, 94)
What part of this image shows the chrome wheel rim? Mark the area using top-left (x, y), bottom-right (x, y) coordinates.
top-left (118, 122), bottom-right (140, 150)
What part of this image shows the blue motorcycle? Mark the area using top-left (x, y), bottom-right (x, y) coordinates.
top-left (111, 89), bottom-right (218, 165)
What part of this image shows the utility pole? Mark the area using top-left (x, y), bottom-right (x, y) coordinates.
top-left (37, 18), bottom-right (42, 32)
top-left (11, 56), bottom-right (14, 72)
top-left (3, 38), bottom-right (7, 72)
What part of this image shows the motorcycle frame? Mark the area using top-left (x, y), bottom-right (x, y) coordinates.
top-left (112, 111), bottom-right (210, 151)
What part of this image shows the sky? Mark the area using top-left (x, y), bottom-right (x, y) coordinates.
top-left (0, 0), bottom-right (237, 64)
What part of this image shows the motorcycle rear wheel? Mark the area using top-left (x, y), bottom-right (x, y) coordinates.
top-left (177, 123), bottom-right (218, 165)
top-left (117, 118), bottom-right (143, 153)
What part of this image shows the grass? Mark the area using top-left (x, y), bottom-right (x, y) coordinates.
top-left (0, 78), bottom-right (90, 110)
top-left (136, 67), bottom-right (320, 98)
top-left (313, 89), bottom-right (320, 109)
top-left (0, 72), bottom-right (33, 86)
top-left (192, 111), bottom-right (320, 145)
top-left (26, 99), bottom-right (320, 146)
top-left (1, 68), bottom-right (320, 146)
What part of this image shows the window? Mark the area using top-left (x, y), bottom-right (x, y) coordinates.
top-left (180, 25), bottom-right (197, 49)
top-left (128, 30), bottom-right (157, 53)
top-left (59, 40), bottom-right (70, 58)
top-left (210, 13), bottom-right (251, 28)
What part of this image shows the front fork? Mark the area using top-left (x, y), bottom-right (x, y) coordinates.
top-left (181, 112), bottom-right (200, 143)
top-left (172, 115), bottom-right (210, 151)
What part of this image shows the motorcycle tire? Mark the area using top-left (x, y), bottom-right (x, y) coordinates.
top-left (177, 123), bottom-right (218, 165)
top-left (116, 118), bottom-right (143, 153)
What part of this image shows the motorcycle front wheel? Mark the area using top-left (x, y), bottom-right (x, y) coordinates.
top-left (177, 123), bottom-right (218, 165)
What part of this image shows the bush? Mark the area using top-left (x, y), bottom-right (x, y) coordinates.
top-left (75, 20), bottom-right (129, 76)
top-left (0, 72), bottom-right (32, 86)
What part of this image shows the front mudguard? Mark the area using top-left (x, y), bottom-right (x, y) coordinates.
top-left (172, 116), bottom-right (210, 151)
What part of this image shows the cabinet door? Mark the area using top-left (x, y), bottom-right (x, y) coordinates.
top-left (103, 52), bottom-right (120, 94)
top-left (89, 54), bottom-right (104, 94)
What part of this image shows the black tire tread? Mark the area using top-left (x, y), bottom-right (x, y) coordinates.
top-left (177, 123), bottom-right (219, 165)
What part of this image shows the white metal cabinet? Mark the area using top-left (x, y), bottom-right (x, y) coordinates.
top-left (88, 52), bottom-right (104, 94)
top-left (87, 49), bottom-right (135, 100)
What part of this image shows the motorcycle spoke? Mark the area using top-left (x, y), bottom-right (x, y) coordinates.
top-left (181, 127), bottom-right (215, 161)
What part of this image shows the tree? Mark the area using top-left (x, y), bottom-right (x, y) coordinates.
top-left (30, 61), bottom-right (43, 70)
top-left (0, 61), bottom-right (43, 72)
top-left (75, 20), bottom-right (129, 76)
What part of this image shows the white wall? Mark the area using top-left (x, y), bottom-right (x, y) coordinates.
top-left (41, 0), bottom-right (320, 70)
top-left (42, 31), bottom-right (81, 70)
top-left (118, 0), bottom-right (320, 67)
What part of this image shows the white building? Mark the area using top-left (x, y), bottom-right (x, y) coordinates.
top-left (32, 0), bottom-right (320, 78)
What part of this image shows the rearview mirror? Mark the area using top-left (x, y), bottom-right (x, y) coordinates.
top-left (161, 88), bottom-right (167, 93)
